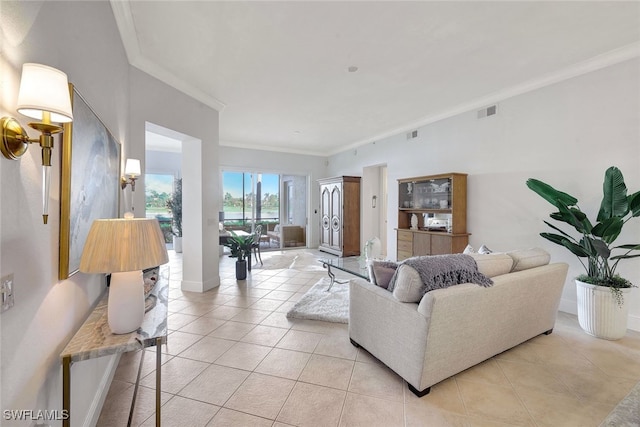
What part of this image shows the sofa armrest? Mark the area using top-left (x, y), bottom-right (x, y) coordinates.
top-left (349, 278), bottom-right (430, 387)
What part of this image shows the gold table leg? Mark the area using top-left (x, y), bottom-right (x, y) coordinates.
top-left (62, 355), bottom-right (71, 427)
top-left (156, 336), bottom-right (162, 426)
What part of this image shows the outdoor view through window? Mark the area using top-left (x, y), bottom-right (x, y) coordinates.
top-left (145, 173), bottom-right (175, 241)
top-left (222, 172), bottom-right (280, 227)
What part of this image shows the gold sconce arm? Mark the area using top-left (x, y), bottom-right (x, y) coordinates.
top-left (1, 117), bottom-right (64, 224)
top-left (121, 175), bottom-right (138, 191)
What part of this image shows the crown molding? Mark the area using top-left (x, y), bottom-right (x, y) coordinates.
top-left (219, 140), bottom-right (327, 157)
top-left (328, 41), bottom-right (640, 156)
top-left (110, 0), bottom-right (226, 112)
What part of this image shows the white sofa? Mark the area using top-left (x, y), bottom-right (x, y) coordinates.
top-left (348, 249), bottom-right (568, 397)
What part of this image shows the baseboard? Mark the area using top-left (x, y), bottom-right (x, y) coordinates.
top-left (558, 297), bottom-right (640, 332)
top-left (182, 276), bottom-right (220, 292)
top-left (558, 297), bottom-right (577, 316)
top-left (628, 313), bottom-right (640, 332)
top-left (83, 353), bottom-right (121, 427)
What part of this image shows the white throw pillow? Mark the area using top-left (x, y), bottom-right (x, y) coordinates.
top-left (463, 244), bottom-right (475, 254)
top-left (478, 245), bottom-right (493, 254)
top-left (392, 265), bottom-right (423, 302)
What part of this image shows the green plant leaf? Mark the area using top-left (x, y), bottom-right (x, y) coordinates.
top-left (614, 244), bottom-right (640, 250)
top-left (540, 233), bottom-right (590, 257)
top-left (610, 254), bottom-right (640, 261)
top-left (592, 217), bottom-right (623, 244)
top-left (628, 191), bottom-right (640, 218)
top-left (526, 178), bottom-right (578, 208)
top-left (557, 201), bottom-right (592, 234)
top-left (542, 220), bottom-right (575, 240)
top-left (587, 237), bottom-right (611, 259)
top-left (597, 167), bottom-right (628, 221)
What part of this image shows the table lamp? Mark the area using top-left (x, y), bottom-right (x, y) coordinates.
top-left (80, 218), bottom-right (168, 334)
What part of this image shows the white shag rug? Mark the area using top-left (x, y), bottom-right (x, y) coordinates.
top-left (262, 251), bottom-right (326, 271)
top-left (286, 278), bottom-right (349, 323)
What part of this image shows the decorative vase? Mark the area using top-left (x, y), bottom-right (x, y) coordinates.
top-left (173, 236), bottom-right (183, 253)
top-left (236, 260), bottom-right (247, 280)
top-left (575, 279), bottom-right (630, 340)
top-left (410, 214), bottom-right (418, 230)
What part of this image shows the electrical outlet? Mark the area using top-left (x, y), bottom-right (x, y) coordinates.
top-left (1, 274), bottom-right (15, 313)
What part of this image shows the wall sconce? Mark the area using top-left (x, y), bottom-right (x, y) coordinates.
top-left (121, 158), bottom-right (141, 191)
top-left (121, 158), bottom-right (141, 217)
top-left (372, 195), bottom-right (377, 208)
top-left (1, 63), bottom-right (73, 224)
top-left (80, 218), bottom-right (168, 334)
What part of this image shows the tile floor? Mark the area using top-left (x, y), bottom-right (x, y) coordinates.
top-left (98, 249), bottom-right (640, 426)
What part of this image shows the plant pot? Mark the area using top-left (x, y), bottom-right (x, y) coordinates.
top-left (173, 236), bottom-right (183, 253)
top-left (576, 279), bottom-right (631, 340)
top-left (235, 260), bottom-right (247, 280)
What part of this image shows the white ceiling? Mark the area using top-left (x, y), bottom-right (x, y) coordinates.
top-left (112, 1), bottom-right (640, 156)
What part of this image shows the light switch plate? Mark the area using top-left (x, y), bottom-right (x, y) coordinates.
top-left (1, 274), bottom-right (14, 312)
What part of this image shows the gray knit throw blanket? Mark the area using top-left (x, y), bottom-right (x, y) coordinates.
top-left (387, 254), bottom-right (493, 295)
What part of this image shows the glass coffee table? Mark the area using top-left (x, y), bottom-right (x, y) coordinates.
top-left (319, 257), bottom-right (369, 291)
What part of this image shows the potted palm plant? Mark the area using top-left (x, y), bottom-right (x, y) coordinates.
top-left (166, 178), bottom-right (182, 253)
top-left (223, 231), bottom-right (255, 280)
top-left (526, 166), bottom-right (639, 339)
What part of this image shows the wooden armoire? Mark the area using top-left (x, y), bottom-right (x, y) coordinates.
top-left (318, 176), bottom-right (361, 257)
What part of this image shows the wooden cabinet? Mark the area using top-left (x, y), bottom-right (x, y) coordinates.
top-left (319, 176), bottom-right (361, 257)
top-left (396, 173), bottom-right (469, 261)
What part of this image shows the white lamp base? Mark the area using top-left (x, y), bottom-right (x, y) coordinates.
top-left (108, 270), bottom-right (145, 334)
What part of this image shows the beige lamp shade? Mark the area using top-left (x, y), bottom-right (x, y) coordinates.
top-left (16, 63), bottom-right (73, 123)
top-left (80, 218), bottom-right (168, 273)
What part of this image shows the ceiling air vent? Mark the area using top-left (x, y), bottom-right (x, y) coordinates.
top-left (477, 105), bottom-right (497, 119)
top-left (406, 130), bottom-right (418, 140)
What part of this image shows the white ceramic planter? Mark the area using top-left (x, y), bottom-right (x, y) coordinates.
top-left (173, 236), bottom-right (183, 253)
top-left (576, 279), bottom-right (630, 340)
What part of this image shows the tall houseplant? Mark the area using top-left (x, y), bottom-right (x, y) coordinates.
top-left (527, 166), bottom-right (640, 339)
top-left (222, 231), bottom-right (254, 280)
top-left (166, 178), bottom-right (183, 252)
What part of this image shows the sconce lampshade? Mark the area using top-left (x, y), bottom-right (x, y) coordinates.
top-left (124, 158), bottom-right (141, 177)
top-left (80, 218), bottom-right (168, 334)
top-left (16, 63), bottom-right (73, 123)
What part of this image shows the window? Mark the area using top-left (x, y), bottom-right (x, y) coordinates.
top-left (145, 173), bottom-right (175, 241)
top-left (222, 172), bottom-right (280, 228)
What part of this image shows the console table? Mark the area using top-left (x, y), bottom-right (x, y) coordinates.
top-left (60, 269), bottom-right (168, 427)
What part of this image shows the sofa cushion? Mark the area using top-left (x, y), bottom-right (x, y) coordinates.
top-left (392, 264), bottom-right (423, 302)
top-left (468, 253), bottom-right (513, 278)
top-left (371, 261), bottom-right (398, 289)
top-left (507, 248), bottom-right (550, 272)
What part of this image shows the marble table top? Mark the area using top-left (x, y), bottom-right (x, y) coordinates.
top-left (60, 269), bottom-right (168, 363)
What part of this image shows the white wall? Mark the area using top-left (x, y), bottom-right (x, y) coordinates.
top-left (219, 146), bottom-right (326, 247)
top-left (1, 2), bottom-right (129, 425)
top-left (1, 1), bottom-right (220, 424)
top-left (146, 150), bottom-right (182, 179)
top-left (327, 59), bottom-right (640, 330)
top-left (128, 68), bottom-right (220, 293)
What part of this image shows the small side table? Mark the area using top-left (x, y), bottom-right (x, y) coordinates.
top-left (60, 270), bottom-right (168, 427)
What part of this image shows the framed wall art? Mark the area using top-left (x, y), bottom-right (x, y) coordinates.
top-left (59, 84), bottom-right (121, 280)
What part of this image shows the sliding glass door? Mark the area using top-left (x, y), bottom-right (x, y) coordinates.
top-left (222, 170), bottom-right (308, 249)
top-left (222, 171), bottom-right (280, 228)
